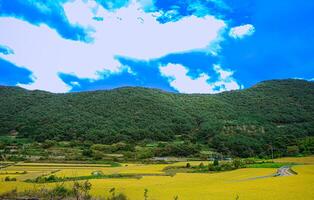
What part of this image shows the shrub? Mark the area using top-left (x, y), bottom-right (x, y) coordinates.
top-left (287, 145), bottom-right (299, 156)
top-left (208, 161), bottom-right (236, 172)
top-left (82, 149), bottom-right (93, 157)
top-left (107, 193), bottom-right (128, 200)
top-left (208, 164), bottom-right (222, 171)
top-left (51, 184), bottom-right (71, 200)
top-left (233, 159), bottom-right (243, 169)
top-left (73, 180), bottom-right (92, 200)
top-left (46, 175), bottom-right (58, 182)
top-left (213, 159), bottom-right (219, 166)
top-left (42, 140), bottom-right (55, 148)
top-left (92, 150), bottom-right (103, 160)
top-left (4, 176), bottom-right (16, 182)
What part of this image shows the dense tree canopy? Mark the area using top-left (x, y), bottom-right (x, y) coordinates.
top-left (0, 79), bottom-right (313, 157)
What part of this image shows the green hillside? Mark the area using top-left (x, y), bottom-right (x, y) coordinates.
top-left (0, 79), bottom-right (313, 157)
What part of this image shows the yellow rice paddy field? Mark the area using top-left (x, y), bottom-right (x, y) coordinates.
top-left (0, 157), bottom-right (314, 200)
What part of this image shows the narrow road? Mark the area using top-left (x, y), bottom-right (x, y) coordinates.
top-left (234, 165), bottom-right (296, 182)
top-left (275, 166), bottom-right (296, 176)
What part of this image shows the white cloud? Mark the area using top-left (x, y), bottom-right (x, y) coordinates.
top-left (0, 0), bottom-right (226, 93)
top-left (229, 24), bottom-right (255, 39)
top-left (70, 81), bottom-right (81, 87)
top-left (212, 64), bottom-right (243, 91)
top-left (137, 0), bottom-right (156, 11)
top-left (160, 64), bottom-right (213, 93)
top-left (293, 77), bottom-right (314, 82)
top-left (87, 1), bottom-right (226, 59)
top-left (159, 63), bottom-right (241, 94)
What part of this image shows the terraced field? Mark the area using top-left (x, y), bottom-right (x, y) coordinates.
top-left (0, 157), bottom-right (313, 200)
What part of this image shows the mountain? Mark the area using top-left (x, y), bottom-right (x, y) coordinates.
top-left (0, 79), bottom-right (313, 157)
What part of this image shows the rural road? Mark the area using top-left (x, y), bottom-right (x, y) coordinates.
top-left (236, 165), bottom-right (296, 182)
top-left (275, 166), bottom-right (296, 176)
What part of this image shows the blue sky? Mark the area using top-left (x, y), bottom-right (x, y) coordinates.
top-left (0, 0), bottom-right (313, 93)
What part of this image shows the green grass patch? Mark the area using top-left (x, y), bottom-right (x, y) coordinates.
top-left (25, 173), bottom-right (141, 183)
top-left (245, 162), bottom-right (293, 168)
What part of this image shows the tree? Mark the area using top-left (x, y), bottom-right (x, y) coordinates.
top-left (213, 159), bottom-right (219, 166)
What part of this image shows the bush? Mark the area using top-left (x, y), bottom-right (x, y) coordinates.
top-left (4, 176), bottom-right (16, 182)
top-left (73, 180), bottom-right (92, 200)
top-left (208, 162), bottom-right (236, 172)
top-left (232, 159), bottom-right (243, 169)
top-left (155, 142), bottom-right (199, 157)
top-left (42, 140), bottom-right (55, 148)
top-left (82, 149), bottom-right (93, 157)
top-left (46, 175), bottom-right (58, 182)
top-left (208, 164), bottom-right (221, 171)
top-left (92, 150), bottom-right (104, 160)
top-left (136, 148), bottom-right (154, 159)
top-left (51, 185), bottom-right (71, 200)
top-left (213, 159), bottom-right (219, 166)
top-left (107, 193), bottom-right (128, 200)
top-left (287, 145), bottom-right (299, 156)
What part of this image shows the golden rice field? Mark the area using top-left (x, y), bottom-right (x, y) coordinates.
top-left (274, 156), bottom-right (314, 164)
top-left (0, 157), bottom-right (314, 200)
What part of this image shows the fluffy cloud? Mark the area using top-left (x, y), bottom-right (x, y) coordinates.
top-left (0, 0), bottom-right (90, 41)
top-left (229, 24), bottom-right (255, 39)
top-left (96, 0), bottom-right (131, 11)
top-left (0, 0), bottom-right (225, 93)
top-left (159, 63), bottom-right (241, 94)
top-left (187, 0), bottom-right (229, 17)
top-left (138, 0), bottom-right (156, 11)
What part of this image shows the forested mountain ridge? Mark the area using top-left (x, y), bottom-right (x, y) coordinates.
top-left (0, 79), bottom-right (313, 157)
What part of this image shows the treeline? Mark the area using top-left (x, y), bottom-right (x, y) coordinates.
top-left (0, 79), bottom-right (313, 158)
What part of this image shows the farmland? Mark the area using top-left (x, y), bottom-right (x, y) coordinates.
top-left (0, 156), bottom-right (314, 200)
